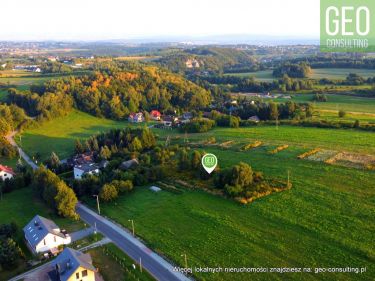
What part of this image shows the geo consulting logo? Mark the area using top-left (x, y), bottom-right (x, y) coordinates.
top-left (320, 0), bottom-right (375, 52)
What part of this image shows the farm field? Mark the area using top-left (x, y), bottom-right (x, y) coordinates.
top-left (310, 68), bottom-right (375, 80)
top-left (154, 126), bottom-right (375, 154)
top-left (89, 139), bottom-right (375, 281)
top-left (82, 124), bottom-right (375, 281)
top-left (225, 70), bottom-right (274, 81)
top-left (290, 94), bottom-right (375, 114)
top-left (225, 68), bottom-right (375, 82)
top-left (18, 110), bottom-right (130, 160)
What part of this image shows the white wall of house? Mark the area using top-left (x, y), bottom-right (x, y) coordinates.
top-left (32, 233), bottom-right (71, 253)
top-left (74, 167), bottom-right (85, 180)
top-left (74, 167), bottom-right (99, 180)
top-left (0, 171), bottom-right (14, 181)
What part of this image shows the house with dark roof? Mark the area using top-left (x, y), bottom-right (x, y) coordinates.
top-left (120, 158), bottom-right (139, 170)
top-left (23, 215), bottom-right (71, 254)
top-left (51, 247), bottom-right (97, 281)
top-left (0, 164), bottom-right (16, 180)
top-left (248, 115), bottom-right (260, 123)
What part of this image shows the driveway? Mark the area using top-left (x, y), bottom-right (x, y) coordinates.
top-left (70, 227), bottom-right (94, 242)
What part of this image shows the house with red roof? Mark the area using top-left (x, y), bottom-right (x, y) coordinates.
top-left (0, 165), bottom-right (15, 181)
top-left (150, 110), bottom-right (161, 121)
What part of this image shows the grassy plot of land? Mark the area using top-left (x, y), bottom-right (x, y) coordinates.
top-left (85, 125), bottom-right (375, 281)
top-left (290, 94), bottom-right (375, 114)
top-left (225, 70), bottom-right (275, 82)
top-left (225, 68), bottom-right (375, 82)
top-left (18, 110), bottom-right (131, 160)
top-left (310, 68), bottom-right (375, 80)
top-left (0, 157), bottom-right (19, 169)
top-left (88, 243), bottom-right (155, 281)
top-left (0, 188), bottom-right (83, 234)
top-left (154, 126), bottom-right (375, 154)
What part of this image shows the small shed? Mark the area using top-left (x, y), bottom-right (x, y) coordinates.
top-left (149, 186), bottom-right (161, 192)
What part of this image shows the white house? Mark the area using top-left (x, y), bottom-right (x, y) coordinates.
top-left (23, 215), bottom-right (71, 254)
top-left (128, 112), bottom-right (145, 123)
top-left (74, 163), bottom-right (99, 180)
top-left (0, 165), bottom-right (15, 181)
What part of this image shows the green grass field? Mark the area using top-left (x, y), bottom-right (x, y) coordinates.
top-left (310, 68), bottom-right (375, 80)
top-left (155, 126), bottom-right (375, 154)
top-left (83, 125), bottom-right (375, 281)
top-left (290, 94), bottom-right (375, 114)
top-left (225, 68), bottom-right (375, 82)
top-left (18, 110), bottom-right (131, 160)
top-left (225, 70), bottom-right (275, 82)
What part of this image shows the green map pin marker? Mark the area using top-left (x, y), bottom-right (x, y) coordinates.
top-left (202, 153), bottom-right (218, 174)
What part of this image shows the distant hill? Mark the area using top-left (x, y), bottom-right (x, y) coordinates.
top-left (157, 47), bottom-right (261, 75)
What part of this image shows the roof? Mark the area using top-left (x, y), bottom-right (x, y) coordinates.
top-left (150, 186), bottom-right (161, 192)
top-left (23, 215), bottom-right (64, 247)
top-left (248, 115), bottom-right (260, 122)
top-left (54, 248), bottom-right (96, 281)
top-left (150, 110), bottom-right (161, 116)
top-left (74, 163), bottom-right (99, 173)
top-left (0, 165), bottom-right (15, 175)
top-left (120, 158), bottom-right (139, 169)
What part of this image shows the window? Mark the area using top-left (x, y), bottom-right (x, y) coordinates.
top-left (82, 270), bottom-right (88, 277)
top-left (76, 272), bottom-right (79, 279)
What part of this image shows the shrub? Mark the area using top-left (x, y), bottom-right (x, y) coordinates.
top-left (99, 184), bottom-right (118, 202)
top-left (338, 110), bottom-right (346, 118)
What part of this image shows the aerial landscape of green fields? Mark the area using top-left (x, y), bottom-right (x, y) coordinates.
top-left (0, 1), bottom-right (375, 281)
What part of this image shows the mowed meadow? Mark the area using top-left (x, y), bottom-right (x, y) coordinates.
top-left (225, 68), bottom-right (375, 81)
top-left (80, 125), bottom-right (375, 281)
top-left (18, 110), bottom-right (131, 160)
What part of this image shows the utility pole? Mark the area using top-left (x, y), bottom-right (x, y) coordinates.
top-left (276, 116), bottom-right (279, 130)
top-left (181, 253), bottom-right (188, 269)
top-left (128, 219), bottom-right (135, 236)
top-left (93, 195), bottom-right (100, 215)
top-left (139, 257), bottom-right (142, 273)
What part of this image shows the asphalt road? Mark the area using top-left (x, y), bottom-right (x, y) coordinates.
top-left (76, 203), bottom-right (191, 281)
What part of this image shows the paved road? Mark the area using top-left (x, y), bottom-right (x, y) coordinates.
top-left (76, 203), bottom-right (191, 281)
top-left (6, 130), bottom-right (38, 170)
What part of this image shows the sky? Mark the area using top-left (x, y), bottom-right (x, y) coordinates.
top-left (1, 0), bottom-right (320, 41)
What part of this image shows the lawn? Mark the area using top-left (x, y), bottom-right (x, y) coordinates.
top-left (18, 110), bottom-right (133, 160)
top-left (0, 157), bottom-right (19, 169)
top-left (84, 125), bottom-right (375, 281)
